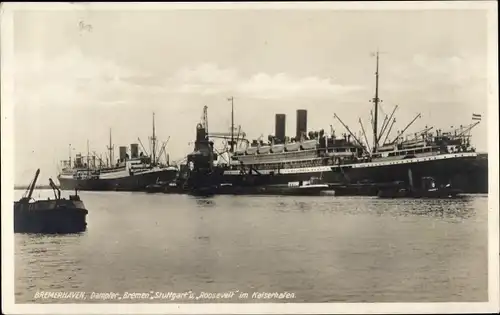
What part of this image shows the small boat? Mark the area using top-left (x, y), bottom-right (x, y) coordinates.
top-left (144, 178), bottom-right (169, 193)
top-left (164, 181), bottom-right (187, 194)
top-left (14, 169), bottom-right (88, 234)
top-left (217, 177), bottom-right (335, 196)
top-left (331, 181), bottom-right (405, 196)
top-left (377, 177), bottom-right (463, 199)
top-left (278, 177), bottom-right (335, 196)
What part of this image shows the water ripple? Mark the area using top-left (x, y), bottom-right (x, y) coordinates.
top-left (14, 191), bottom-right (487, 303)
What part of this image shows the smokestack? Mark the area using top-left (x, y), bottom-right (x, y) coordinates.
top-left (275, 114), bottom-right (286, 142)
top-left (75, 154), bottom-right (82, 166)
top-left (119, 146), bottom-right (127, 162)
top-left (130, 143), bottom-right (139, 159)
top-left (296, 109), bottom-right (307, 140)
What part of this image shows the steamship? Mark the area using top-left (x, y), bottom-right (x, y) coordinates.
top-left (185, 53), bottom-right (488, 193)
top-left (57, 114), bottom-right (178, 191)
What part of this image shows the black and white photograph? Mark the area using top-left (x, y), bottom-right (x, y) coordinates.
top-left (1, 2), bottom-right (499, 314)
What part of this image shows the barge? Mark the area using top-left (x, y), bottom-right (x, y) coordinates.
top-left (15, 169), bottom-right (88, 234)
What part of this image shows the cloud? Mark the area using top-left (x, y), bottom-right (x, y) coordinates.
top-left (175, 63), bottom-right (238, 85)
top-left (14, 48), bottom-right (155, 107)
top-left (14, 50), bottom-right (365, 111)
top-left (238, 72), bottom-right (363, 99)
top-left (387, 53), bottom-right (487, 89)
top-left (166, 63), bottom-right (365, 99)
top-left (14, 49), bottom-right (486, 110)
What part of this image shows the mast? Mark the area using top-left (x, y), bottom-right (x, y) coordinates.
top-left (68, 144), bottom-right (72, 168)
top-left (372, 50), bottom-right (382, 153)
top-left (228, 96), bottom-right (235, 153)
top-left (107, 128), bottom-right (114, 167)
top-left (87, 139), bottom-right (90, 172)
top-left (152, 112), bottom-right (156, 165)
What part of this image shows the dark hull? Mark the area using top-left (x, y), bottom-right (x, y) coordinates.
top-left (217, 154), bottom-right (488, 194)
top-left (342, 154), bottom-right (488, 193)
top-left (14, 199), bottom-right (88, 234)
top-left (57, 169), bottom-right (178, 191)
top-left (329, 183), bottom-right (390, 196)
top-left (216, 184), bottom-right (335, 196)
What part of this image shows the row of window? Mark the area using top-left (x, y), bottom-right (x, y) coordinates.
top-left (231, 158), bottom-right (346, 171)
top-left (372, 147), bottom-right (438, 158)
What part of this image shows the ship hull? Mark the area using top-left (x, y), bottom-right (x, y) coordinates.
top-left (57, 169), bottom-right (178, 191)
top-left (14, 199), bottom-right (88, 234)
top-left (219, 153), bottom-right (488, 194)
top-left (343, 154), bottom-right (488, 192)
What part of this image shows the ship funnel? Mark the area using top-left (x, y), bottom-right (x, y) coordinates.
top-left (194, 123), bottom-right (208, 151)
top-left (275, 114), bottom-right (286, 143)
top-left (196, 123), bottom-right (207, 141)
top-left (75, 154), bottom-right (82, 166)
top-left (119, 146), bottom-right (127, 162)
top-left (296, 109), bottom-right (307, 140)
top-left (130, 143), bottom-right (139, 159)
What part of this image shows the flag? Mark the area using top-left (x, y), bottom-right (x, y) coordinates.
top-left (472, 113), bottom-right (482, 121)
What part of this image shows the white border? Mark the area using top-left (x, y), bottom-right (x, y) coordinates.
top-left (1, 2), bottom-right (498, 314)
top-left (1, 1), bottom-right (498, 11)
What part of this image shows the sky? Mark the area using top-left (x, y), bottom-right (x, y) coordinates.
top-left (7, 4), bottom-right (493, 185)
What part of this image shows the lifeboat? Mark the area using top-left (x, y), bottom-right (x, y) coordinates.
top-left (271, 144), bottom-right (284, 153)
top-left (401, 139), bottom-right (426, 149)
top-left (378, 144), bottom-right (396, 152)
top-left (300, 140), bottom-right (318, 150)
top-left (258, 146), bottom-right (271, 154)
top-left (246, 147), bottom-right (258, 155)
top-left (235, 147), bottom-right (246, 155)
top-left (285, 142), bottom-right (300, 152)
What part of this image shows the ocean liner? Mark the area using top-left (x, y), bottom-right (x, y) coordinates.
top-left (185, 52), bottom-right (488, 193)
top-left (57, 113), bottom-right (178, 191)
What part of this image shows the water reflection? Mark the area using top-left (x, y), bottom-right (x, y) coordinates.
top-left (264, 195), bottom-right (477, 221)
top-left (194, 197), bottom-right (216, 208)
top-left (14, 192), bottom-right (487, 303)
top-left (381, 198), bottom-right (476, 221)
top-left (16, 233), bottom-right (88, 302)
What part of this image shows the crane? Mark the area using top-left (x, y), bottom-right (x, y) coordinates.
top-left (201, 105), bottom-right (209, 133)
top-left (381, 118), bottom-right (396, 145)
top-left (377, 104), bottom-right (399, 145)
top-left (333, 114), bottom-right (370, 155)
top-left (358, 118), bottom-right (372, 154)
top-left (21, 169), bottom-right (41, 202)
top-left (92, 151), bottom-right (106, 167)
top-left (412, 126), bottom-right (434, 140)
top-left (209, 130), bottom-right (247, 139)
top-left (456, 121), bottom-right (481, 137)
top-left (156, 137), bottom-right (171, 165)
top-left (138, 138), bottom-right (149, 157)
top-left (49, 178), bottom-right (61, 200)
top-left (388, 113), bottom-right (421, 144)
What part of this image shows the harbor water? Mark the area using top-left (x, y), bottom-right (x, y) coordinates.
top-left (14, 190), bottom-right (488, 303)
